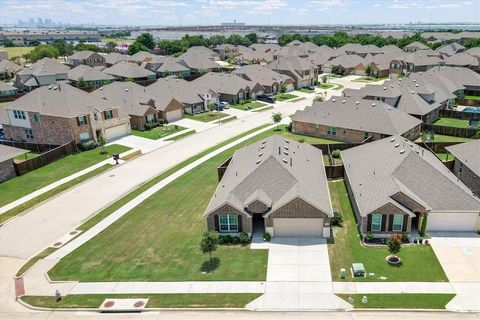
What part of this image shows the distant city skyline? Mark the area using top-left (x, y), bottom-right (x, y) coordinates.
top-left (0, 0), bottom-right (479, 27)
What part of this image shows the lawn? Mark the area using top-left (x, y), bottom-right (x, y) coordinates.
top-left (0, 144), bottom-right (130, 209)
top-left (0, 46), bottom-right (34, 58)
top-left (435, 153), bottom-right (454, 162)
top-left (327, 180), bottom-right (448, 282)
top-left (337, 294), bottom-right (455, 309)
top-left (353, 77), bottom-right (388, 83)
top-left (21, 293), bottom-right (260, 309)
top-left (417, 133), bottom-right (472, 143)
top-left (317, 83), bottom-right (335, 89)
top-left (14, 151), bottom-right (40, 161)
top-left (464, 95), bottom-right (480, 101)
top-left (230, 101), bottom-right (267, 111)
top-left (433, 117), bottom-right (476, 128)
top-left (296, 88), bottom-right (315, 94)
top-left (275, 93), bottom-right (299, 101)
top-left (185, 111), bottom-right (230, 122)
top-left (132, 125), bottom-right (186, 140)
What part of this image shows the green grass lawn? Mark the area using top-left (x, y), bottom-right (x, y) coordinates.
top-left (353, 77), bottom-right (388, 83)
top-left (435, 153), bottom-right (454, 161)
top-left (230, 101), bottom-right (267, 111)
top-left (0, 46), bottom-right (34, 58)
top-left (21, 293), bottom-right (260, 309)
top-left (433, 117), bottom-right (476, 128)
top-left (275, 93), bottom-right (299, 101)
top-left (317, 83), bottom-right (335, 89)
top-left (101, 37), bottom-right (134, 44)
top-left (464, 95), bottom-right (480, 101)
top-left (328, 180), bottom-right (448, 282)
top-left (132, 125), bottom-right (186, 140)
top-left (337, 294), bottom-right (455, 309)
top-left (0, 145), bottom-right (130, 209)
top-left (296, 88), bottom-right (315, 94)
top-left (417, 134), bottom-right (473, 143)
top-left (185, 111), bottom-right (230, 122)
top-left (14, 151), bottom-right (40, 161)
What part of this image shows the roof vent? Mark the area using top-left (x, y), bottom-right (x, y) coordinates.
top-left (258, 153), bottom-right (263, 157)
top-left (413, 79), bottom-right (416, 82)
top-left (99, 87), bottom-right (103, 91)
top-left (394, 143), bottom-right (400, 148)
top-left (125, 88), bottom-right (128, 92)
top-left (284, 151), bottom-right (288, 155)
top-left (371, 103), bottom-right (376, 107)
top-left (48, 86), bottom-right (52, 90)
top-left (284, 146), bottom-right (289, 150)
top-left (342, 100), bottom-right (346, 103)
top-left (383, 87), bottom-right (386, 90)
top-left (332, 98), bottom-right (336, 102)
top-left (419, 72), bottom-right (423, 75)
top-left (455, 67), bottom-right (458, 70)
top-left (411, 91), bottom-right (415, 94)
top-left (390, 137), bottom-right (396, 142)
top-left (415, 84), bottom-right (419, 87)
top-left (285, 139), bottom-right (289, 143)
top-left (356, 101), bottom-right (360, 105)
top-left (256, 159), bottom-right (261, 164)
top-left (262, 140), bottom-right (266, 144)
top-left (390, 85), bottom-right (393, 88)
top-left (282, 158), bottom-right (288, 163)
top-left (399, 149), bottom-right (405, 154)
top-left (387, 106), bottom-right (392, 110)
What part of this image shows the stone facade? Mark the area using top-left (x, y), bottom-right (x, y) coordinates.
top-left (0, 159), bottom-right (17, 183)
top-left (452, 159), bottom-right (480, 196)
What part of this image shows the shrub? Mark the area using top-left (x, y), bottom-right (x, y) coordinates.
top-left (331, 149), bottom-right (341, 159)
top-left (77, 140), bottom-right (97, 151)
top-left (239, 232), bottom-right (250, 245)
top-left (365, 231), bottom-right (373, 243)
top-left (322, 75), bottom-right (328, 83)
top-left (286, 122), bottom-right (292, 132)
top-left (331, 209), bottom-right (343, 226)
top-left (232, 236), bottom-right (240, 245)
top-left (298, 137), bottom-right (305, 143)
top-left (220, 235), bottom-right (233, 245)
top-left (387, 233), bottom-right (402, 255)
top-left (419, 214), bottom-right (428, 237)
top-left (239, 99), bottom-right (246, 105)
top-left (263, 232), bottom-right (271, 241)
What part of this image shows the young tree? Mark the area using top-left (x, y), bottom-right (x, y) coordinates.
top-left (77, 77), bottom-right (87, 88)
top-left (97, 133), bottom-right (107, 154)
top-left (387, 233), bottom-right (402, 256)
top-left (280, 84), bottom-right (287, 93)
top-left (200, 231), bottom-right (219, 263)
top-left (272, 112), bottom-right (283, 130)
top-left (322, 75), bottom-right (328, 83)
top-left (365, 64), bottom-right (373, 79)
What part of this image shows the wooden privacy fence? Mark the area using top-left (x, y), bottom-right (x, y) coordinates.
top-left (325, 165), bottom-right (345, 179)
top-left (0, 140), bottom-right (60, 153)
top-left (439, 109), bottom-right (480, 120)
top-left (422, 123), bottom-right (478, 138)
top-left (14, 141), bottom-right (77, 175)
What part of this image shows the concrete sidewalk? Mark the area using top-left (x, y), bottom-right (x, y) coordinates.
top-left (0, 148), bottom-right (139, 217)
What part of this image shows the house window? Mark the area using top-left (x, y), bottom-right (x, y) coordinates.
top-left (327, 127), bottom-right (337, 135)
top-left (146, 114), bottom-right (155, 124)
top-left (103, 110), bottom-right (113, 120)
top-left (25, 128), bottom-right (33, 139)
top-left (371, 214), bottom-right (382, 232)
top-left (315, 124), bottom-right (320, 131)
top-left (33, 114), bottom-right (40, 123)
top-left (393, 214), bottom-right (404, 231)
top-left (77, 116), bottom-right (87, 126)
top-left (13, 110), bottom-right (26, 120)
top-left (94, 113), bottom-right (99, 121)
top-left (364, 132), bottom-right (369, 140)
top-left (80, 132), bottom-right (90, 141)
top-left (219, 214), bottom-right (238, 232)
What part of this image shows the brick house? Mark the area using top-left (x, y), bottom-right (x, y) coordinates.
top-left (14, 57), bottom-right (70, 92)
top-left (445, 140), bottom-right (480, 197)
top-left (0, 144), bottom-right (28, 183)
top-left (66, 50), bottom-right (106, 67)
top-left (0, 84), bottom-right (131, 144)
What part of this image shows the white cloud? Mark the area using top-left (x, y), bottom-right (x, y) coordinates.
top-left (308, 0), bottom-right (346, 11)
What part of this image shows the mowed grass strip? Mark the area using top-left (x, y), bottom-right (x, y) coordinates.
top-left (0, 144), bottom-right (130, 208)
top-left (185, 111), bottom-right (230, 122)
top-left (21, 293), bottom-right (261, 309)
top-left (328, 180), bottom-right (448, 282)
top-left (132, 125), bottom-right (186, 140)
top-left (433, 117), bottom-right (476, 128)
top-left (337, 294), bottom-right (455, 309)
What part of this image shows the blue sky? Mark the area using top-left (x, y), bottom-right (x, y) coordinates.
top-left (1, 0), bottom-right (479, 26)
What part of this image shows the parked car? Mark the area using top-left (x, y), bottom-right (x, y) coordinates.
top-left (305, 85), bottom-right (316, 90)
top-left (219, 101), bottom-right (230, 109)
top-left (257, 94), bottom-right (276, 103)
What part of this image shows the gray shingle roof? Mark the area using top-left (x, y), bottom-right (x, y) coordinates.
top-left (192, 72), bottom-right (261, 96)
top-left (342, 136), bottom-right (480, 216)
top-left (445, 140), bottom-right (480, 178)
top-left (68, 50), bottom-right (103, 60)
top-left (436, 42), bottom-right (466, 56)
top-left (292, 97), bottom-right (422, 136)
top-left (147, 77), bottom-right (213, 105)
top-left (17, 57), bottom-right (70, 77)
top-left (0, 60), bottom-right (22, 74)
top-left (444, 53), bottom-right (479, 67)
top-left (103, 61), bottom-right (155, 79)
top-left (232, 65), bottom-right (293, 88)
top-left (204, 135), bottom-right (333, 218)
top-left (68, 65), bottom-right (115, 82)
top-left (404, 41), bottom-right (430, 50)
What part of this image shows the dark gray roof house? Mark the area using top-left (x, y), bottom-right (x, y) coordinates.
top-left (436, 42), bottom-right (466, 57)
top-left (68, 65), bottom-right (115, 88)
top-left (204, 135), bottom-right (333, 237)
top-left (0, 60), bottom-right (22, 78)
top-left (15, 57), bottom-right (70, 91)
top-left (342, 136), bottom-right (480, 236)
top-left (232, 65), bottom-right (295, 94)
top-left (269, 56), bottom-right (317, 89)
top-left (103, 61), bottom-right (156, 84)
top-left (66, 50), bottom-right (106, 67)
top-left (445, 139), bottom-right (480, 196)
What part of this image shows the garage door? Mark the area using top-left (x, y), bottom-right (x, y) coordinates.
top-left (427, 212), bottom-right (479, 232)
top-left (165, 109), bottom-right (183, 122)
top-left (105, 125), bottom-right (128, 142)
top-left (273, 218), bottom-right (323, 237)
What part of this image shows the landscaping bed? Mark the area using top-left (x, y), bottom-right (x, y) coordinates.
top-left (21, 293), bottom-right (261, 309)
top-left (337, 294), bottom-right (455, 309)
top-left (185, 111), bottom-right (230, 122)
top-left (327, 180), bottom-right (448, 282)
top-left (132, 125), bottom-right (186, 140)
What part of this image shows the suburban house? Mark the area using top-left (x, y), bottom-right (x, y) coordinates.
top-left (291, 97), bottom-right (422, 143)
top-left (147, 78), bottom-right (219, 115)
top-left (68, 65), bottom-right (115, 89)
top-left (178, 51), bottom-right (221, 75)
top-left (192, 72), bottom-right (265, 104)
top-left (436, 42), bottom-right (466, 57)
top-left (204, 135), bottom-right (333, 237)
top-left (400, 51), bottom-right (444, 73)
top-left (143, 56), bottom-right (190, 78)
top-left (103, 61), bottom-right (157, 85)
top-left (444, 53), bottom-right (480, 72)
top-left (0, 84), bottom-right (131, 144)
top-left (322, 54), bottom-right (366, 75)
top-left (183, 46), bottom-right (220, 61)
top-left (14, 57), bottom-right (70, 92)
top-left (66, 50), bottom-right (106, 67)
top-left (0, 82), bottom-right (19, 97)
top-left (445, 140), bottom-right (480, 197)
top-left (0, 144), bottom-right (28, 183)
top-left (93, 81), bottom-right (184, 127)
top-left (269, 56), bottom-right (318, 89)
top-left (342, 136), bottom-right (480, 236)
top-left (232, 65), bottom-right (295, 94)
top-left (213, 44), bottom-right (240, 60)
top-left (233, 50), bottom-right (274, 65)
top-left (104, 52), bottom-right (133, 67)
top-left (0, 59), bottom-right (22, 80)
top-left (404, 41), bottom-right (430, 52)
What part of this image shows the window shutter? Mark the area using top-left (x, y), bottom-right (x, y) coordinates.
top-left (237, 215), bottom-right (242, 232)
top-left (402, 215), bottom-right (408, 232)
top-left (214, 215), bottom-right (219, 231)
top-left (388, 215), bottom-right (394, 231)
top-left (381, 214), bottom-right (387, 231)
top-left (84, 116), bottom-right (88, 125)
top-left (76, 117), bottom-right (81, 126)
top-left (367, 215), bottom-right (372, 232)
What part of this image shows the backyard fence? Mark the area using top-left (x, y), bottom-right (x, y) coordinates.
top-left (439, 109), bottom-right (480, 120)
top-left (0, 140), bottom-right (59, 153)
top-left (13, 141), bottom-right (77, 176)
top-left (325, 165), bottom-right (345, 179)
top-left (421, 123), bottom-right (478, 138)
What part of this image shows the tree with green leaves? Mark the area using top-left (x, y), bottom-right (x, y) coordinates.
top-left (322, 75), bottom-right (328, 83)
top-left (245, 33), bottom-right (258, 44)
top-left (365, 64), bottom-right (372, 79)
top-left (98, 133), bottom-right (107, 154)
top-left (387, 233), bottom-right (402, 256)
top-left (3, 38), bottom-right (14, 47)
top-left (25, 45), bottom-right (60, 63)
top-left (280, 84), bottom-right (287, 93)
top-left (77, 77), bottom-right (87, 88)
top-left (272, 112), bottom-right (283, 130)
top-left (200, 231), bottom-right (219, 264)
top-left (53, 39), bottom-right (74, 59)
top-left (128, 41), bottom-right (149, 55)
top-left (136, 33), bottom-right (155, 49)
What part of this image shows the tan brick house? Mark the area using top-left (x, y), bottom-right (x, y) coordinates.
top-left (204, 135), bottom-right (333, 238)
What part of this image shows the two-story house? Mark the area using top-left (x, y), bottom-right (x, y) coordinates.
top-left (14, 57), bottom-right (70, 92)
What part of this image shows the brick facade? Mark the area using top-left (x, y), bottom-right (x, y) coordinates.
top-left (265, 198), bottom-right (330, 227)
top-left (205, 204), bottom-right (252, 234)
top-left (452, 160), bottom-right (480, 196)
top-left (0, 159), bottom-right (17, 183)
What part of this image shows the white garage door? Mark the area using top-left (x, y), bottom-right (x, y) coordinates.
top-left (165, 109), bottom-right (183, 122)
top-left (105, 125), bottom-right (128, 142)
top-left (427, 212), bottom-right (479, 232)
top-left (273, 218), bottom-right (323, 237)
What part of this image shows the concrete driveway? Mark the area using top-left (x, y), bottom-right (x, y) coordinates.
top-left (247, 237), bottom-right (351, 311)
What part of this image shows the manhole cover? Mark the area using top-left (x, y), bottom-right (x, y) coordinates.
top-left (134, 301), bottom-right (145, 308)
top-left (53, 242), bottom-right (62, 246)
top-left (69, 231), bottom-right (78, 235)
top-left (104, 301), bottom-right (115, 308)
